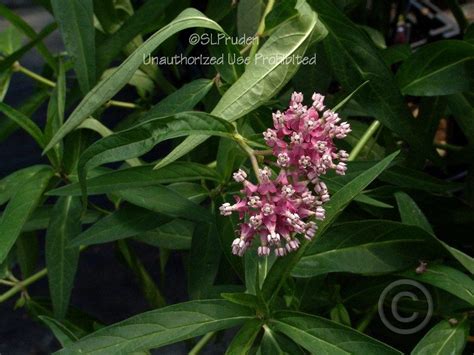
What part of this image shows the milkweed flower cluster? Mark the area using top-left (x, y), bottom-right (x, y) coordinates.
top-left (220, 92), bottom-right (351, 257)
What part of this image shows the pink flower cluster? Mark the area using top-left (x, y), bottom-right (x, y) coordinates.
top-left (220, 92), bottom-right (351, 257)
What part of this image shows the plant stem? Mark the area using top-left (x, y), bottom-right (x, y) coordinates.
top-left (356, 305), bottom-right (378, 333)
top-left (434, 142), bottom-right (463, 152)
top-left (249, 0), bottom-right (276, 59)
top-left (14, 63), bottom-right (56, 88)
top-left (189, 331), bottom-right (216, 355)
top-left (254, 149), bottom-right (273, 156)
top-left (348, 120), bottom-right (381, 161)
top-left (0, 246), bottom-right (87, 303)
top-left (106, 100), bottom-right (139, 110)
top-left (13, 62), bottom-right (138, 110)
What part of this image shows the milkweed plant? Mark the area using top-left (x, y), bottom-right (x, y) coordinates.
top-left (0, 0), bottom-right (473, 354)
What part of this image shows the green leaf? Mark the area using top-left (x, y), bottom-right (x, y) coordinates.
top-left (237, 0), bottom-right (263, 37)
top-left (45, 8), bottom-right (224, 152)
top-left (0, 23), bottom-right (57, 74)
top-left (117, 240), bottom-right (166, 308)
top-left (46, 196), bottom-right (82, 319)
top-left (264, 0), bottom-right (298, 34)
top-left (261, 152), bottom-right (399, 301)
top-left (0, 167), bottom-right (53, 263)
top-left (155, 1), bottom-right (326, 168)
top-left (69, 205), bottom-right (167, 247)
top-left (16, 232), bottom-right (39, 278)
top-left (57, 300), bottom-right (254, 353)
top-left (226, 319), bottom-right (263, 355)
top-left (446, 93), bottom-right (474, 145)
top-left (270, 311), bottom-right (401, 354)
top-left (381, 44), bottom-right (411, 66)
top-left (138, 79), bottom-right (214, 123)
top-left (259, 326), bottom-right (305, 354)
top-left (0, 165), bottom-right (49, 205)
top-left (292, 220), bottom-right (444, 277)
top-left (400, 265), bottom-right (474, 306)
top-left (48, 162), bottom-right (219, 196)
top-left (77, 112), bottom-right (235, 197)
top-left (395, 192), bottom-right (433, 234)
top-left (96, 0), bottom-right (173, 73)
top-left (0, 102), bottom-right (45, 148)
top-left (0, 4), bottom-right (56, 69)
top-left (396, 40), bottom-right (474, 96)
top-left (39, 315), bottom-right (79, 347)
top-left (221, 293), bottom-right (260, 310)
top-left (309, 0), bottom-right (434, 159)
top-left (116, 185), bottom-right (213, 223)
top-left (135, 218), bottom-right (194, 250)
top-left (395, 191), bottom-right (474, 274)
top-left (411, 317), bottom-right (469, 355)
top-left (51, 0), bottom-right (96, 94)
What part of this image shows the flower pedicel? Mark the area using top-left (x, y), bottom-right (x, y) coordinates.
top-left (220, 92), bottom-right (351, 257)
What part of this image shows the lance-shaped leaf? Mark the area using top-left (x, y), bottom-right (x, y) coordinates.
top-left (270, 311), bottom-right (402, 354)
top-left (77, 112), bottom-right (235, 197)
top-left (226, 319), bottom-right (263, 355)
top-left (0, 165), bottom-right (48, 205)
top-left (396, 40), bottom-right (474, 96)
top-left (0, 167), bottom-right (53, 263)
top-left (57, 300), bottom-right (254, 353)
top-left (44, 8), bottom-right (224, 152)
top-left (292, 221), bottom-right (445, 278)
top-left (188, 220), bottom-right (221, 299)
top-left (261, 151), bottom-right (399, 301)
top-left (48, 162), bottom-right (219, 197)
top-left (0, 102), bottom-right (45, 148)
top-left (154, 0), bottom-right (326, 169)
top-left (135, 219), bottom-right (194, 250)
top-left (69, 205), bottom-right (168, 247)
top-left (116, 185), bottom-right (213, 223)
top-left (411, 317), bottom-right (469, 355)
top-left (308, 0), bottom-right (435, 160)
top-left (51, 0), bottom-right (96, 94)
top-left (46, 196), bottom-right (82, 319)
top-left (400, 265), bottom-right (474, 306)
top-left (395, 192), bottom-right (474, 274)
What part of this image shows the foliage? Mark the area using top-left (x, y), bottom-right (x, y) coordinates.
top-left (0, 0), bottom-right (473, 353)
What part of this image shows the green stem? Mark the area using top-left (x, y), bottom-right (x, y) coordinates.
top-left (356, 305), bottom-right (378, 333)
top-left (189, 331), bottom-right (216, 355)
top-left (15, 63), bottom-right (55, 87)
top-left (14, 63), bottom-right (138, 110)
top-left (249, 0), bottom-right (276, 60)
top-left (434, 142), bottom-right (464, 152)
top-left (0, 246), bottom-right (87, 303)
top-left (348, 120), bottom-right (381, 161)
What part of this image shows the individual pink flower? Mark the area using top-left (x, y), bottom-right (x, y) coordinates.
top-left (220, 92), bottom-right (351, 256)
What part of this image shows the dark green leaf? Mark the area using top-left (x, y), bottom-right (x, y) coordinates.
top-left (51, 0), bottom-right (96, 93)
top-left (48, 162), bottom-right (219, 197)
top-left (77, 112), bottom-right (235, 196)
top-left (16, 232), bottom-right (39, 278)
top-left (135, 219), bottom-right (194, 250)
top-left (411, 317), bottom-right (469, 355)
top-left (0, 167), bottom-right (53, 263)
top-left (116, 185), bottom-right (213, 223)
top-left (396, 40), bottom-right (474, 96)
top-left (0, 102), bottom-right (45, 148)
top-left (39, 316), bottom-right (79, 347)
top-left (57, 300), bottom-right (254, 353)
top-left (309, 0), bottom-right (434, 159)
top-left (70, 205), bottom-right (167, 247)
top-left (226, 319), bottom-right (263, 355)
top-left (400, 265), bottom-right (474, 306)
top-left (265, 0), bottom-right (298, 34)
top-left (293, 221), bottom-right (444, 277)
top-left (46, 196), bottom-right (82, 319)
top-left (270, 311), bottom-right (401, 354)
top-left (188, 221), bottom-right (221, 299)
top-left (395, 192), bottom-right (433, 234)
